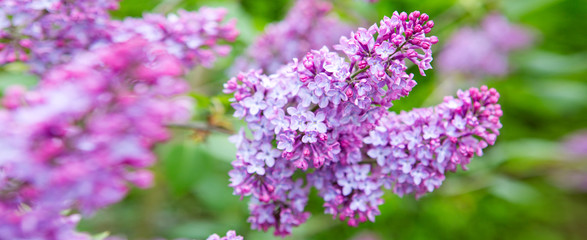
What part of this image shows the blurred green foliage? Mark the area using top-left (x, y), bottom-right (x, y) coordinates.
top-left (2, 0), bottom-right (586, 239)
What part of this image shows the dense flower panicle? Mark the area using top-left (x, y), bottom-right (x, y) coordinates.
top-left (226, 10), bottom-right (438, 173)
top-left (0, 0), bottom-right (120, 70)
top-left (0, 2), bottom-right (239, 237)
top-left (308, 164), bottom-right (385, 226)
top-left (437, 13), bottom-right (533, 77)
top-left (110, 8), bottom-right (238, 69)
top-left (0, 39), bottom-right (194, 239)
top-left (0, 207), bottom-right (91, 240)
top-left (232, 0), bottom-right (352, 73)
top-left (225, 11), bottom-right (455, 235)
top-left (365, 86), bottom-right (502, 197)
top-left (229, 128), bottom-right (311, 236)
top-left (0, 1), bottom-right (238, 73)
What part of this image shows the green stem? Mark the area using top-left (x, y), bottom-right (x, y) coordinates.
top-left (165, 122), bottom-right (234, 134)
top-left (350, 65), bottom-right (370, 79)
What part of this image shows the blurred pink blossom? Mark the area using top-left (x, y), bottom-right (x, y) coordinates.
top-left (437, 13), bottom-right (533, 78)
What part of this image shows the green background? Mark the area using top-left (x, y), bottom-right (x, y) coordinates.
top-left (2, 0), bottom-right (586, 239)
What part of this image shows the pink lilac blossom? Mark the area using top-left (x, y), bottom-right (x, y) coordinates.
top-left (364, 86), bottom-right (502, 197)
top-left (547, 130), bottom-right (587, 192)
top-left (206, 230), bottom-right (244, 240)
top-left (0, 38), bottom-right (241, 239)
top-left (437, 13), bottom-right (533, 78)
top-left (0, 1), bottom-right (238, 73)
top-left (109, 8), bottom-right (238, 69)
top-left (224, 11), bottom-right (494, 236)
top-left (563, 130), bottom-right (587, 157)
top-left (232, 0), bottom-right (352, 73)
top-left (0, 2), bottom-right (241, 239)
top-left (0, 0), bottom-right (119, 70)
top-left (0, 208), bottom-right (91, 240)
top-left (0, 38), bottom-right (192, 239)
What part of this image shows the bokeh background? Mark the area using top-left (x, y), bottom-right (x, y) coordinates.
top-left (2, 0), bottom-right (586, 239)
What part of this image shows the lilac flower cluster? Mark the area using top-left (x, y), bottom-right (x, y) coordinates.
top-left (224, 11), bottom-right (491, 236)
top-left (364, 86), bottom-right (503, 197)
top-left (232, 0), bottom-right (351, 73)
top-left (0, 3), bottom-right (240, 238)
top-left (0, 0), bottom-right (120, 70)
top-left (0, 0), bottom-right (238, 73)
top-left (0, 38), bottom-right (192, 239)
top-left (0, 208), bottom-right (90, 240)
top-left (229, 120), bottom-right (310, 236)
top-left (109, 8), bottom-right (238, 69)
top-left (437, 13), bottom-right (533, 78)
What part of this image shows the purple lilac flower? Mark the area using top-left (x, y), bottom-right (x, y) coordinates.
top-left (231, 0), bottom-right (352, 73)
top-left (206, 230), bottom-right (244, 240)
top-left (0, 2), bottom-right (241, 238)
top-left (0, 1), bottom-right (238, 73)
top-left (365, 86), bottom-right (503, 197)
top-left (225, 11), bottom-right (464, 235)
top-left (0, 31), bottom-right (242, 238)
top-left (0, 39), bottom-right (194, 239)
top-left (111, 9), bottom-right (238, 69)
top-left (547, 130), bottom-right (587, 192)
top-left (231, 136), bottom-right (310, 236)
top-left (0, 208), bottom-right (91, 240)
top-left (0, 0), bottom-right (119, 70)
top-left (310, 163), bottom-right (384, 226)
top-left (437, 12), bottom-right (533, 78)
top-left (563, 130), bottom-right (587, 157)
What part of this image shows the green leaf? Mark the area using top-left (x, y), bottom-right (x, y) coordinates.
top-left (490, 176), bottom-right (540, 204)
top-left (0, 72), bottom-right (39, 96)
top-left (158, 140), bottom-right (207, 196)
top-left (521, 51), bottom-right (587, 75)
top-left (500, 0), bottom-right (562, 17)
